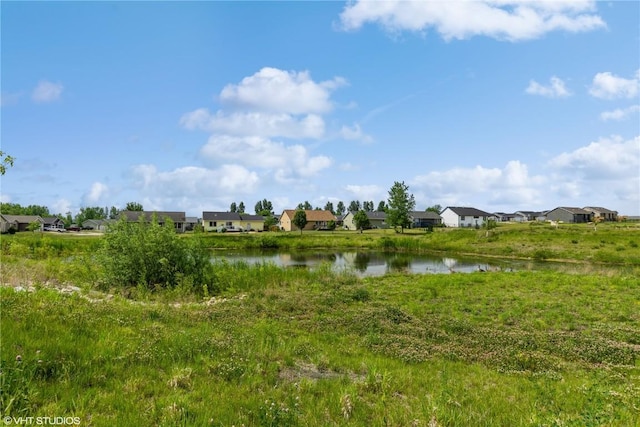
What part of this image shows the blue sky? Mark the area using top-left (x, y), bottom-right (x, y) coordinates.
top-left (2, 1), bottom-right (639, 217)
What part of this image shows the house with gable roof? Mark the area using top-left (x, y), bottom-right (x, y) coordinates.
top-left (583, 206), bottom-right (618, 222)
top-left (0, 214), bottom-right (44, 233)
top-left (440, 207), bottom-right (491, 228)
top-left (120, 211), bottom-right (187, 232)
top-left (279, 209), bottom-right (336, 231)
top-left (545, 207), bottom-right (592, 223)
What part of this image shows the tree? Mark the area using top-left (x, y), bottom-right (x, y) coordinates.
top-left (230, 202), bottom-right (237, 213)
top-left (363, 201), bottom-right (374, 212)
top-left (348, 200), bottom-right (361, 212)
top-left (426, 204), bottom-right (443, 214)
top-left (324, 201), bottom-right (334, 214)
top-left (109, 206), bottom-right (119, 219)
top-left (292, 209), bottom-right (307, 234)
top-left (125, 202), bottom-right (143, 211)
top-left (353, 210), bottom-right (370, 233)
top-left (336, 201), bottom-right (346, 216)
top-left (28, 221), bottom-right (42, 232)
top-left (1, 151), bottom-right (14, 175)
top-left (303, 201), bottom-right (312, 210)
top-left (386, 181), bottom-right (415, 233)
top-left (377, 201), bottom-right (387, 212)
top-left (238, 202), bottom-right (245, 214)
top-left (255, 200), bottom-right (264, 215)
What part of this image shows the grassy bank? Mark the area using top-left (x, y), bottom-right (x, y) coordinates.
top-left (2, 265), bottom-right (639, 426)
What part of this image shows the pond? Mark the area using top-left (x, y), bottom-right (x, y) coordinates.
top-left (210, 249), bottom-right (598, 277)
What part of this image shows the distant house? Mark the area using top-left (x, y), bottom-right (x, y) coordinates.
top-left (81, 219), bottom-right (116, 232)
top-left (279, 209), bottom-right (336, 231)
top-left (492, 212), bottom-right (517, 222)
top-left (201, 212), bottom-right (265, 232)
top-left (514, 211), bottom-right (545, 222)
top-left (0, 214), bottom-right (44, 232)
top-left (120, 211), bottom-right (186, 232)
top-left (410, 211), bottom-right (442, 228)
top-left (440, 207), bottom-right (491, 228)
top-left (42, 217), bottom-right (65, 230)
top-left (185, 217), bottom-right (199, 231)
top-left (343, 211), bottom-right (387, 230)
top-left (583, 207), bottom-right (618, 222)
top-left (545, 207), bottom-right (592, 223)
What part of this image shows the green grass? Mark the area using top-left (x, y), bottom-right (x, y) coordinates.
top-left (2, 266), bottom-right (639, 426)
top-left (1, 224), bottom-right (639, 425)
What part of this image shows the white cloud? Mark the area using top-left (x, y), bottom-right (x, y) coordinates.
top-left (525, 76), bottom-right (571, 98)
top-left (131, 164), bottom-right (259, 197)
top-left (52, 199), bottom-right (73, 216)
top-left (600, 105), bottom-right (640, 121)
top-left (339, 0), bottom-right (605, 42)
top-left (180, 109), bottom-right (325, 139)
top-left (413, 160), bottom-right (545, 206)
top-left (219, 67), bottom-right (346, 114)
top-left (200, 135), bottom-right (332, 181)
top-left (32, 80), bottom-right (63, 103)
top-left (548, 135), bottom-right (640, 179)
top-left (344, 184), bottom-right (384, 202)
top-left (589, 70), bottom-right (640, 99)
top-left (339, 123), bottom-right (374, 143)
top-left (82, 182), bottom-right (109, 205)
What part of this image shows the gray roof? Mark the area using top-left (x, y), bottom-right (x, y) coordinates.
top-left (0, 214), bottom-right (43, 224)
top-left (202, 211), bottom-right (242, 221)
top-left (444, 207), bottom-right (491, 217)
top-left (552, 207), bottom-right (591, 215)
top-left (202, 212), bottom-right (265, 221)
top-left (410, 211), bottom-right (441, 219)
top-left (583, 206), bottom-right (618, 214)
top-left (121, 211), bottom-right (186, 222)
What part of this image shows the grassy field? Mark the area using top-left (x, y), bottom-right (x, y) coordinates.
top-left (1, 223), bottom-right (639, 426)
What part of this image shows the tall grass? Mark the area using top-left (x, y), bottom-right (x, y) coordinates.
top-left (2, 266), bottom-right (638, 426)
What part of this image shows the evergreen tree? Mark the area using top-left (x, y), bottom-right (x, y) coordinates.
top-left (336, 201), bottom-right (346, 216)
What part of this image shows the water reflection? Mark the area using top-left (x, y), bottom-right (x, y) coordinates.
top-left (212, 250), bottom-right (523, 277)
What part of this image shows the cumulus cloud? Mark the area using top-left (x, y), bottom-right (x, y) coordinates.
top-left (344, 184), bottom-right (384, 202)
top-left (32, 80), bottom-right (64, 103)
top-left (525, 76), bottom-right (571, 98)
top-left (589, 70), bottom-right (640, 99)
top-left (200, 135), bottom-right (332, 181)
top-left (600, 105), bottom-right (640, 121)
top-left (339, 123), bottom-right (373, 143)
top-left (548, 135), bottom-right (640, 179)
top-left (219, 67), bottom-right (346, 114)
top-left (132, 164), bottom-right (259, 198)
top-left (52, 199), bottom-right (73, 216)
top-left (413, 160), bottom-right (545, 206)
top-left (339, 0), bottom-right (606, 42)
top-left (82, 182), bottom-right (109, 205)
top-left (180, 109), bottom-right (325, 139)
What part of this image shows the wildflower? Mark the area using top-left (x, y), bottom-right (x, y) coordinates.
top-left (15, 355), bottom-right (22, 362)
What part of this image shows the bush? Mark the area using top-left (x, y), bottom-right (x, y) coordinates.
top-left (98, 215), bottom-right (215, 293)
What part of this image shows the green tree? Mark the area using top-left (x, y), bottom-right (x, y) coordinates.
top-left (426, 204), bottom-right (443, 214)
top-left (109, 206), bottom-right (119, 219)
top-left (386, 181), bottom-right (415, 233)
top-left (326, 220), bottom-right (336, 231)
top-left (0, 151), bottom-right (14, 175)
top-left (292, 209), bottom-right (307, 234)
top-left (230, 202), bottom-right (237, 213)
top-left (99, 214), bottom-right (214, 291)
top-left (353, 210), bottom-right (370, 233)
top-left (28, 221), bottom-right (42, 232)
top-left (324, 201), bottom-right (334, 214)
top-left (125, 202), bottom-right (143, 211)
top-left (348, 200), bottom-right (361, 212)
top-left (377, 201), bottom-right (387, 212)
top-left (303, 201), bottom-right (312, 210)
top-left (237, 201), bottom-right (245, 214)
top-left (336, 201), bottom-right (346, 216)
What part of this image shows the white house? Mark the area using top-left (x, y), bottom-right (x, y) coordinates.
top-left (440, 207), bottom-right (491, 228)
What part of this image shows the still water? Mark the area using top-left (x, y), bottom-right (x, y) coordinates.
top-left (212, 250), bottom-right (553, 277)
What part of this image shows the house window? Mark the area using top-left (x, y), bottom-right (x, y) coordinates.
top-left (460, 216), bottom-right (466, 220)
top-left (474, 216), bottom-right (479, 219)
top-left (209, 221), bottom-right (216, 227)
top-left (226, 221), bottom-right (233, 227)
